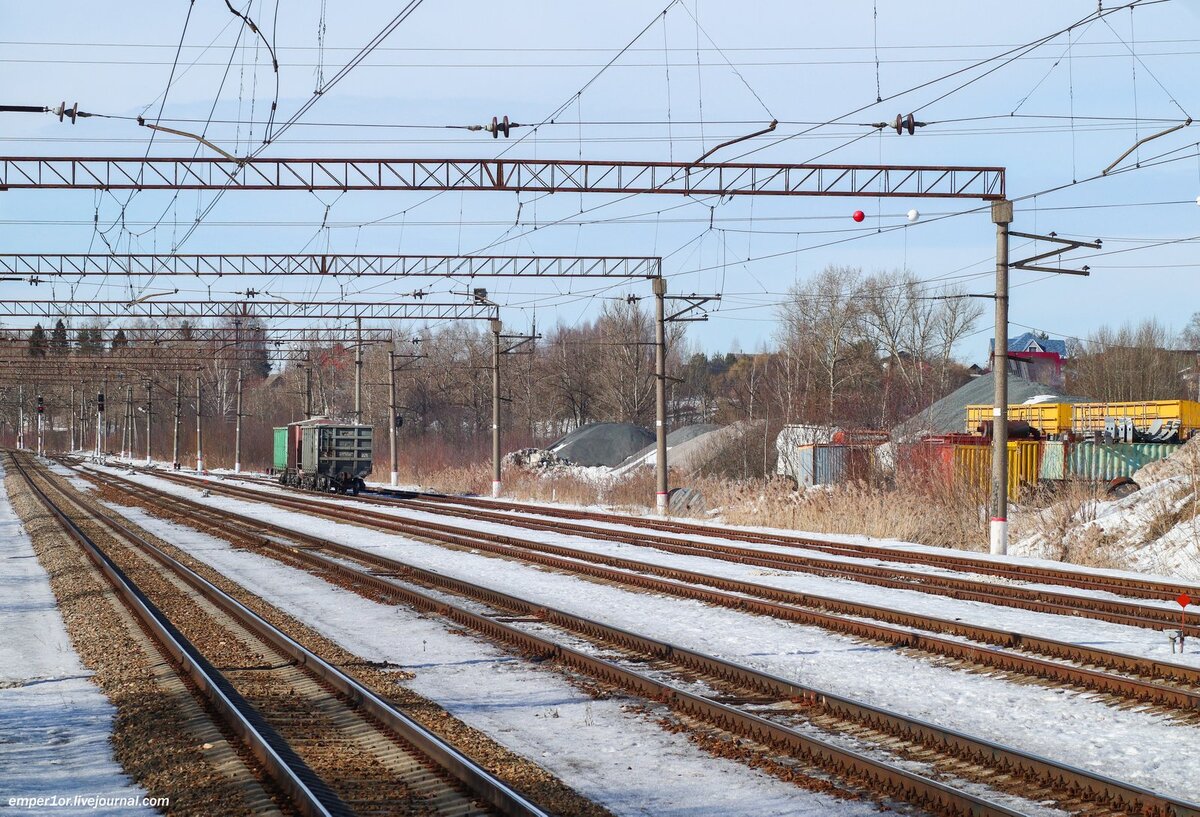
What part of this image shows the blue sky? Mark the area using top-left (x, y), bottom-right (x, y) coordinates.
top-left (2, 0), bottom-right (1199, 361)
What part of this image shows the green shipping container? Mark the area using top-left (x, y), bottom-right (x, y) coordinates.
top-left (1040, 440), bottom-right (1066, 480)
top-left (1065, 442), bottom-right (1179, 482)
top-left (272, 427), bottom-right (289, 471)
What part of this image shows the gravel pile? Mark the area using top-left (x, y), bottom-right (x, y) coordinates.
top-left (548, 423), bottom-right (654, 467)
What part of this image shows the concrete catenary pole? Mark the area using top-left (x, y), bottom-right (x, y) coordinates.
top-left (304, 365), bottom-right (313, 419)
top-left (36, 394), bottom-right (43, 457)
top-left (172, 374), bottom-right (182, 469)
top-left (388, 348), bottom-right (399, 487)
top-left (68, 384), bottom-right (75, 451)
top-left (653, 276), bottom-right (669, 515)
top-left (144, 380), bottom-right (153, 465)
top-left (17, 384), bottom-right (24, 450)
top-left (990, 199), bottom-right (1013, 556)
top-left (124, 385), bottom-right (134, 460)
top-left (354, 317), bottom-right (363, 425)
top-left (234, 367), bottom-right (244, 473)
top-left (491, 317), bottom-right (502, 498)
top-left (195, 373), bottom-right (204, 472)
top-left (95, 390), bottom-right (104, 459)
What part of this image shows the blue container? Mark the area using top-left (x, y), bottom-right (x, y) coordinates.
top-left (793, 444), bottom-right (871, 487)
top-left (1065, 442), bottom-right (1178, 481)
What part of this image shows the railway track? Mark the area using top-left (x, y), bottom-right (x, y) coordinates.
top-left (11, 454), bottom-right (550, 817)
top-left (187, 468), bottom-right (1200, 638)
top-left (97, 465), bottom-right (1200, 711)
top-left (396, 489), bottom-right (1200, 603)
top-left (81, 460), bottom-right (1200, 817)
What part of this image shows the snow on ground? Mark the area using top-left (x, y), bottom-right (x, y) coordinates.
top-left (81, 464), bottom-right (1200, 802)
top-left (1016, 473), bottom-right (1200, 582)
top-left (102, 502), bottom-right (876, 817)
top-left (0, 459), bottom-right (157, 817)
top-left (173, 461), bottom-right (1195, 588)
top-left (132, 466), bottom-right (1198, 666)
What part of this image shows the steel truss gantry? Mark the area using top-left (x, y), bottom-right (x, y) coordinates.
top-left (0, 326), bottom-right (396, 344)
top-left (0, 300), bottom-right (498, 321)
top-left (0, 253), bottom-right (663, 279)
top-left (0, 157), bottom-right (1005, 199)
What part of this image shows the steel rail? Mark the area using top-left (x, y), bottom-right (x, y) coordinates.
top-left (385, 493), bottom-right (1200, 632)
top-left (405, 491), bottom-right (1200, 601)
top-left (93, 468), bottom-right (1200, 710)
top-left (7, 454), bottom-right (346, 817)
top-left (18, 457), bottom-right (549, 817)
top-left (89, 465), bottom-right (1200, 817)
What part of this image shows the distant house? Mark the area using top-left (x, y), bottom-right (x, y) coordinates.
top-left (987, 332), bottom-right (1067, 387)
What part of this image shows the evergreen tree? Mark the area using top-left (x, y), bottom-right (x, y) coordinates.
top-left (50, 319), bottom-right (69, 355)
top-left (28, 324), bottom-right (48, 357)
top-left (111, 328), bottom-right (128, 351)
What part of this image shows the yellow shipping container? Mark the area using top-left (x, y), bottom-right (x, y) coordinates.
top-left (1071, 400), bottom-right (1200, 435)
top-left (965, 403), bottom-right (1073, 435)
top-left (951, 440), bottom-right (1040, 501)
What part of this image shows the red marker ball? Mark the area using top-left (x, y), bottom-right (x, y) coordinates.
top-left (852, 210), bottom-right (865, 223)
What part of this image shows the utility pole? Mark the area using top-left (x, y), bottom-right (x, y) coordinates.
top-left (144, 379), bottom-right (153, 465)
top-left (654, 276), bottom-right (668, 516)
top-left (984, 219), bottom-right (1098, 555)
top-left (195, 373), bottom-right (204, 472)
top-left (124, 385), bottom-right (134, 460)
top-left (172, 374), bottom-right (182, 469)
top-left (491, 318), bottom-right (502, 498)
top-left (990, 199), bottom-right (1013, 556)
top-left (234, 367), bottom-right (243, 473)
top-left (95, 390), bottom-right (104, 460)
top-left (68, 384), bottom-right (75, 451)
top-left (354, 317), bottom-right (363, 425)
top-left (389, 349), bottom-right (399, 487)
top-left (36, 395), bottom-right (43, 457)
top-left (304, 365), bottom-right (313, 419)
top-left (17, 384), bottom-right (23, 450)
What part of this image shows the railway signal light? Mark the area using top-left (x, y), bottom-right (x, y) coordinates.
top-left (97, 392), bottom-right (105, 413)
top-left (36, 395), bottom-right (43, 414)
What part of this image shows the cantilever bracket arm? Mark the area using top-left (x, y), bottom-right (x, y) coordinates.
top-left (1008, 231), bottom-right (1101, 276)
top-left (665, 294), bottom-right (722, 323)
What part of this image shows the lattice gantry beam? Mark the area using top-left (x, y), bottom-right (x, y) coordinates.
top-left (0, 254), bottom-right (663, 279)
top-left (0, 327), bottom-right (396, 344)
top-left (0, 157), bottom-right (1005, 199)
top-left (0, 300), bottom-right (498, 321)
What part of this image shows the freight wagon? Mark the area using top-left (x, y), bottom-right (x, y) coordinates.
top-left (273, 418), bottom-right (373, 494)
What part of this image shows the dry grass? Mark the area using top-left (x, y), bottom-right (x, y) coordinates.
top-left (695, 476), bottom-right (990, 551)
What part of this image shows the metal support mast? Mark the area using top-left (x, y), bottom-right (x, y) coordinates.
top-left (17, 384), bottom-right (24, 450)
top-left (68, 384), bottom-right (75, 451)
top-left (653, 277), bottom-right (669, 515)
top-left (491, 318), bottom-right (502, 498)
top-left (990, 199), bottom-right (1013, 556)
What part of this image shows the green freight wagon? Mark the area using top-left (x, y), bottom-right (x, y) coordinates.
top-left (272, 427), bottom-right (289, 472)
top-left (276, 418), bottom-right (373, 494)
